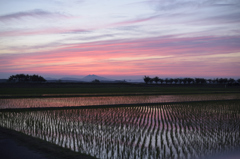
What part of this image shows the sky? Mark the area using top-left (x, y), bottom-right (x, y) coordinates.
top-left (0, 0), bottom-right (240, 80)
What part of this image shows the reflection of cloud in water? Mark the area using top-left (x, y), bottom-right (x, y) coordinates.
top-left (0, 94), bottom-right (240, 109)
top-left (0, 101), bottom-right (239, 159)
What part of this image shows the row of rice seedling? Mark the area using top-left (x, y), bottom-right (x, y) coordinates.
top-left (0, 100), bottom-right (239, 159)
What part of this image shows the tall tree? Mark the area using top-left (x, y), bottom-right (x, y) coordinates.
top-left (187, 78), bottom-right (194, 84)
top-left (183, 78), bottom-right (188, 84)
top-left (195, 78), bottom-right (201, 84)
top-left (8, 74), bottom-right (46, 82)
top-left (173, 78), bottom-right (179, 84)
top-left (159, 78), bottom-right (164, 84)
top-left (228, 78), bottom-right (235, 84)
top-left (207, 79), bottom-right (212, 84)
top-left (153, 76), bottom-right (160, 84)
top-left (237, 79), bottom-right (240, 84)
top-left (165, 78), bottom-right (169, 84)
top-left (143, 76), bottom-right (151, 84)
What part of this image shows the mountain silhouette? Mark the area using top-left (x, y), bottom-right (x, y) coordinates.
top-left (81, 74), bottom-right (113, 82)
top-left (60, 77), bottom-right (81, 81)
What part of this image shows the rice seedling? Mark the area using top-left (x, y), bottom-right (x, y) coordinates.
top-left (0, 100), bottom-right (239, 159)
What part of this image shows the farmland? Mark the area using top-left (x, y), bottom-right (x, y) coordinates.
top-left (0, 83), bottom-right (240, 159)
top-left (0, 100), bottom-right (240, 159)
top-left (0, 83), bottom-right (240, 97)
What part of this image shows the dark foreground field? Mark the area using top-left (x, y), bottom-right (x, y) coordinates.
top-left (1, 83), bottom-right (240, 97)
top-left (0, 127), bottom-right (96, 159)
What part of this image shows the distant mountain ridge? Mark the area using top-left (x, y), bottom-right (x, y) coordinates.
top-left (45, 77), bottom-right (57, 80)
top-left (81, 74), bottom-right (113, 82)
top-left (0, 75), bottom-right (144, 83)
top-left (60, 77), bottom-right (82, 81)
top-left (59, 74), bottom-right (113, 82)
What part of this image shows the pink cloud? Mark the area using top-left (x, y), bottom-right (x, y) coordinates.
top-left (1, 35), bottom-right (240, 78)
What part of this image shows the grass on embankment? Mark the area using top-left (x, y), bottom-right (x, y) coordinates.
top-left (0, 83), bottom-right (240, 97)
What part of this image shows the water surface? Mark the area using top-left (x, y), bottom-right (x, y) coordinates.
top-left (0, 94), bottom-right (239, 109)
top-left (0, 101), bottom-right (239, 159)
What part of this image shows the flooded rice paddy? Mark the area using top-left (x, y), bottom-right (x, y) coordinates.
top-left (0, 94), bottom-right (240, 109)
top-left (0, 96), bottom-right (240, 159)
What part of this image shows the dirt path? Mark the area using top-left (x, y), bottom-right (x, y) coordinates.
top-left (0, 136), bottom-right (47, 159)
top-left (0, 129), bottom-right (49, 159)
top-left (0, 127), bottom-right (96, 159)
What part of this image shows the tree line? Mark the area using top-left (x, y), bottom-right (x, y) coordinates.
top-left (143, 76), bottom-right (240, 85)
top-left (8, 74), bottom-right (46, 82)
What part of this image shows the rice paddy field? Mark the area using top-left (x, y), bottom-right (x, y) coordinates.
top-left (0, 83), bottom-right (240, 158)
top-left (0, 92), bottom-right (240, 159)
top-left (0, 94), bottom-right (240, 109)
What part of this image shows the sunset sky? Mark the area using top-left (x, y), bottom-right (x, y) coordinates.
top-left (0, 0), bottom-right (240, 79)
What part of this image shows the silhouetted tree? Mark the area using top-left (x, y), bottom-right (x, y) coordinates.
top-left (173, 78), bottom-right (179, 84)
top-left (183, 78), bottom-right (188, 84)
top-left (149, 78), bottom-right (154, 84)
top-left (207, 79), bottom-right (212, 84)
top-left (228, 78), bottom-right (235, 85)
top-left (169, 78), bottom-right (173, 84)
top-left (179, 79), bottom-right (183, 84)
top-left (153, 76), bottom-right (160, 84)
top-left (187, 78), bottom-right (194, 84)
top-left (142, 76), bottom-right (237, 85)
top-left (159, 78), bottom-right (164, 84)
top-left (8, 75), bottom-right (15, 82)
top-left (219, 78), bottom-right (223, 84)
top-left (18, 74), bottom-right (26, 82)
top-left (143, 76), bottom-right (151, 84)
top-left (165, 78), bottom-right (169, 84)
top-left (25, 74), bottom-right (30, 82)
top-left (8, 74), bottom-right (46, 83)
top-left (195, 78), bottom-right (206, 84)
top-left (218, 78), bottom-right (228, 84)
top-left (200, 78), bottom-right (206, 84)
top-left (237, 79), bottom-right (240, 84)
top-left (92, 79), bottom-right (100, 83)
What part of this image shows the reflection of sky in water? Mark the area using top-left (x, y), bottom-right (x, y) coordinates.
top-left (0, 102), bottom-right (239, 159)
top-left (0, 94), bottom-right (240, 109)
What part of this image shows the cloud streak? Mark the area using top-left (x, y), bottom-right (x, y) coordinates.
top-left (1, 0), bottom-right (240, 78)
top-left (0, 27), bottom-right (89, 37)
top-left (1, 35), bottom-right (240, 77)
top-left (112, 14), bottom-right (160, 26)
top-left (149, 0), bottom-right (240, 11)
top-left (0, 9), bottom-right (70, 22)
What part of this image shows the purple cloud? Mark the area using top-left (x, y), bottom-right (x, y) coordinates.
top-left (113, 14), bottom-right (160, 26)
top-left (149, 0), bottom-right (240, 11)
top-left (0, 9), bottom-right (69, 22)
top-left (0, 27), bottom-right (90, 37)
top-left (192, 12), bottom-right (240, 25)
